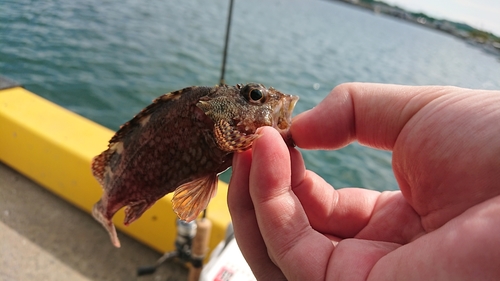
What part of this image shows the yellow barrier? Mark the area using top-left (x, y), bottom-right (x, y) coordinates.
top-left (0, 86), bottom-right (231, 254)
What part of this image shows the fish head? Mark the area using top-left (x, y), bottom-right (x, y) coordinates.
top-left (197, 83), bottom-right (299, 142)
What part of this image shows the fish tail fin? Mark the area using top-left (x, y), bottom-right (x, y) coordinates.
top-left (92, 200), bottom-right (121, 248)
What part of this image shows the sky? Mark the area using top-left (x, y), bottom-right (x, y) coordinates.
top-left (384, 0), bottom-right (500, 36)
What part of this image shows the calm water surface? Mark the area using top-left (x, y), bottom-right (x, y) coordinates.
top-left (2, 0), bottom-right (500, 191)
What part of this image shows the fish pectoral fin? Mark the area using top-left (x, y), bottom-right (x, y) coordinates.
top-left (92, 200), bottom-right (121, 248)
top-left (124, 200), bottom-right (150, 225)
top-left (214, 119), bottom-right (260, 152)
top-left (172, 174), bottom-right (218, 222)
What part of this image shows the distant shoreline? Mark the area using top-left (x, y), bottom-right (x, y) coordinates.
top-left (329, 0), bottom-right (500, 58)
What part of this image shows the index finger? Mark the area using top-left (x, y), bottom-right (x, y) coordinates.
top-left (248, 127), bottom-right (335, 280)
top-left (290, 83), bottom-right (448, 150)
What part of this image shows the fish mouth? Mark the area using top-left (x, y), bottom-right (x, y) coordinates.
top-left (273, 94), bottom-right (299, 132)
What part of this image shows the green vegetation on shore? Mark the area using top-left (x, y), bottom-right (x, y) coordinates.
top-left (331, 0), bottom-right (500, 55)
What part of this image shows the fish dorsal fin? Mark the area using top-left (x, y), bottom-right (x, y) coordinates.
top-left (109, 86), bottom-right (200, 144)
top-left (172, 174), bottom-right (218, 222)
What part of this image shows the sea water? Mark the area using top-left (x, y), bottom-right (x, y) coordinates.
top-left (2, 0), bottom-right (499, 191)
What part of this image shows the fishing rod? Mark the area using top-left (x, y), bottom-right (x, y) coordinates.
top-left (219, 0), bottom-right (235, 85)
top-left (137, 0), bottom-right (235, 278)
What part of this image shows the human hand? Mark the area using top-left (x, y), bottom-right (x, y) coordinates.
top-left (227, 83), bottom-right (500, 280)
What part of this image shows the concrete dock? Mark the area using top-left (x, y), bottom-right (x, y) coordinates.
top-left (0, 162), bottom-right (188, 281)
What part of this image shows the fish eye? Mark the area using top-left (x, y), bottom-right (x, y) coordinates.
top-left (241, 84), bottom-right (268, 104)
top-left (250, 89), bottom-right (263, 101)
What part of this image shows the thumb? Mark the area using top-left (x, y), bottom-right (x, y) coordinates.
top-left (290, 83), bottom-right (448, 150)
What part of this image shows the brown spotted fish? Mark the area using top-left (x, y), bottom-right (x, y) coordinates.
top-left (91, 83), bottom-right (298, 247)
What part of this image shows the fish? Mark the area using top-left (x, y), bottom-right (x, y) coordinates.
top-left (91, 83), bottom-right (299, 247)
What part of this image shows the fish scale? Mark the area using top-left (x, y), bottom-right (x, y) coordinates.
top-left (91, 83), bottom-right (299, 247)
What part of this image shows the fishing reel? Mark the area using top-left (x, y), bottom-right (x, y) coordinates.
top-left (137, 216), bottom-right (211, 279)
